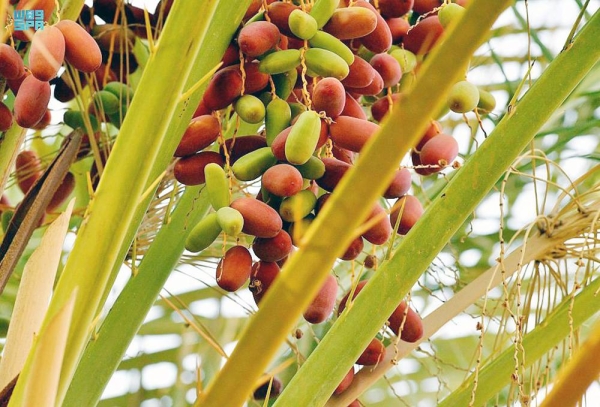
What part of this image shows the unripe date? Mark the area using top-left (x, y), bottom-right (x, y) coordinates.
top-left (438, 3), bottom-right (466, 28)
top-left (231, 147), bottom-right (277, 181)
top-left (216, 207), bottom-right (244, 237)
top-left (265, 98), bottom-right (291, 145)
top-left (272, 119), bottom-right (328, 162)
top-left (308, 30), bottom-right (355, 66)
top-left (304, 48), bottom-right (350, 80)
top-left (185, 212), bottom-right (222, 253)
top-left (279, 190), bottom-right (317, 223)
top-left (477, 88), bottom-right (497, 113)
top-left (447, 80), bottom-right (480, 113)
top-left (205, 163), bottom-right (230, 210)
top-left (258, 49), bottom-right (302, 75)
top-left (91, 90), bottom-right (120, 115)
top-left (308, 0), bottom-right (339, 29)
top-left (288, 9), bottom-right (318, 40)
top-left (390, 48), bottom-right (417, 73)
top-left (272, 68), bottom-right (298, 100)
top-left (63, 110), bottom-right (100, 134)
top-left (287, 213), bottom-right (315, 246)
top-left (285, 110), bottom-right (322, 165)
top-left (234, 94), bottom-right (266, 124)
top-left (294, 156), bottom-right (326, 180)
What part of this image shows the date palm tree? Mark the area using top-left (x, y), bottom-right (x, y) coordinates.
top-left (0, 0), bottom-right (599, 406)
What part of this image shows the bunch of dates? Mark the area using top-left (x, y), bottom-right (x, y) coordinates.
top-left (171, 0), bottom-right (497, 401)
top-left (0, 0), bottom-right (104, 225)
top-left (3, 0), bottom-right (499, 403)
top-left (0, 0), bottom-right (160, 222)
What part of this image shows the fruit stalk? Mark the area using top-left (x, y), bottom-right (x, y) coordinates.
top-left (439, 274), bottom-right (600, 407)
